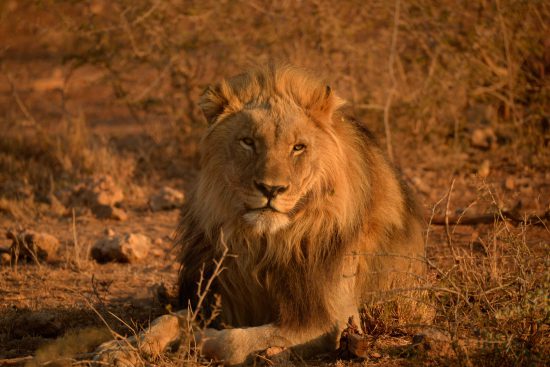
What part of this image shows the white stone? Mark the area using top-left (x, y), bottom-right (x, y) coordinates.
top-left (91, 233), bottom-right (151, 263)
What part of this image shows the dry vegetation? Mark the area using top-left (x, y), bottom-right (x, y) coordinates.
top-left (0, 0), bottom-right (548, 366)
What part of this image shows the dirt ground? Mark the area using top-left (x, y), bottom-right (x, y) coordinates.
top-left (0, 1), bottom-right (548, 366)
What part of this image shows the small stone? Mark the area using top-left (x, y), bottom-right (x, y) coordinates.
top-left (32, 68), bottom-right (64, 92)
top-left (369, 352), bottom-right (382, 359)
top-left (471, 127), bottom-right (497, 149)
top-left (150, 247), bottom-right (164, 257)
top-left (92, 205), bottom-right (128, 221)
top-left (504, 177), bottom-right (515, 190)
top-left (104, 228), bottom-right (116, 237)
top-left (477, 160), bottom-right (491, 178)
top-left (91, 233), bottom-right (151, 263)
top-left (412, 330), bottom-right (451, 354)
top-left (6, 229), bottom-right (60, 262)
top-left (149, 187), bottom-right (185, 211)
top-left (73, 175), bottom-right (124, 208)
top-left (1, 252), bottom-right (10, 265)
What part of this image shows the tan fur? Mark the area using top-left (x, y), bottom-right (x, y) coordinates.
top-left (94, 64), bottom-right (430, 366)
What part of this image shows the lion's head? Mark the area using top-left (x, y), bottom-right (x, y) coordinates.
top-left (195, 64), bottom-right (353, 235)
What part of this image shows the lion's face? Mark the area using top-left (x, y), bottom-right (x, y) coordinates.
top-left (205, 104), bottom-right (331, 234)
top-left (197, 65), bottom-right (346, 234)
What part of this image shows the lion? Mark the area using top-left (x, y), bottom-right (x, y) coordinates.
top-left (94, 63), bottom-right (431, 366)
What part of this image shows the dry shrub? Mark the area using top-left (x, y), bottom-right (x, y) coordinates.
top-left (0, 113), bottom-right (134, 207)
top-left (57, 0), bottom-right (548, 158)
top-left (426, 195), bottom-right (549, 365)
top-left (355, 186), bottom-right (548, 365)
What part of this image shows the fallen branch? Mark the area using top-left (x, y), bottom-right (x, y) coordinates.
top-left (0, 352), bottom-right (96, 366)
top-left (430, 209), bottom-right (549, 226)
top-left (0, 356), bottom-right (33, 366)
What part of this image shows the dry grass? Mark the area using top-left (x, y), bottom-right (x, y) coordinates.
top-left (423, 186), bottom-right (549, 366)
top-left (0, 0), bottom-right (548, 366)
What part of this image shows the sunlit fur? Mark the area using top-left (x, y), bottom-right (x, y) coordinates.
top-left (176, 63), bottom-right (430, 336)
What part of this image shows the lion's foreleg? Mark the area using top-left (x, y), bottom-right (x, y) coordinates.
top-left (94, 310), bottom-right (188, 366)
top-left (197, 323), bottom-right (340, 366)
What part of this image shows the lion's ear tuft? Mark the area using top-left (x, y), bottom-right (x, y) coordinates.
top-left (199, 84), bottom-right (227, 124)
top-left (309, 84), bottom-right (346, 123)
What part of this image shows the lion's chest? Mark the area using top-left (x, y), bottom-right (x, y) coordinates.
top-left (217, 264), bottom-right (279, 327)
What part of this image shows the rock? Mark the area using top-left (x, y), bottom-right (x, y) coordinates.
top-left (92, 205), bottom-right (128, 221)
top-left (1, 252), bottom-right (10, 265)
top-left (471, 127), bottom-right (497, 149)
top-left (149, 187), bottom-right (185, 211)
top-left (70, 175), bottom-right (126, 220)
top-left (477, 159), bottom-right (491, 178)
top-left (150, 240), bottom-right (165, 257)
top-left (409, 330), bottom-right (453, 356)
top-left (504, 176), bottom-right (515, 190)
top-left (6, 229), bottom-right (60, 262)
top-left (32, 68), bottom-right (64, 92)
top-left (91, 233), bottom-right (151, 263)
top-left (73, 175), bottom-right (124, 208)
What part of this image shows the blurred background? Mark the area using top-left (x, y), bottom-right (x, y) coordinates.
top-left (0, 0), bottom-right (548, 215)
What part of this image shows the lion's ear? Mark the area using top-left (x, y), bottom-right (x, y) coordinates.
top-left (199, 84), bottom-right (228, 124)
top-left (309, 85), bottom-right (346, 122)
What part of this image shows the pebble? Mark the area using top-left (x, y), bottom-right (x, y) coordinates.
top-left (149, 186), bottom-right (185, 211)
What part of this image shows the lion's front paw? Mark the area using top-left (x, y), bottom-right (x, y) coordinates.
top-left (93, 340), bottom-right (142, 367)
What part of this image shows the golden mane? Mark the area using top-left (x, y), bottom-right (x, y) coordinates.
top-left (199, 63), bottom-right (346, 125)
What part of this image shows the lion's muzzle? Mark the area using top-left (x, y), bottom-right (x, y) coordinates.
top-left (254, 180), bottom-right (289, 200)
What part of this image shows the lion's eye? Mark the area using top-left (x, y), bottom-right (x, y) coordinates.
top-left (293, 144), bottom-right (306, 152)
top-left (240, 137), bottom-right (255, 150)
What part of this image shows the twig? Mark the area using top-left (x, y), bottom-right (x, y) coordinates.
top-left (82, 297), bottom-right (136, 350)
top-left (430, 209), bottom-right (549, 227)
top-left (191, 236), bottom-right (228, 322)
top-left (3, 70), bottom-right (37, 126)
top-left (383, 0), bottom-right (401, 162)
top-left (0, 356), bottom-right (33, 366)
top-left (444, 178), bottom-right (456, 248)
top-left (72, 209), bottom-right (80, 269)
top-left (425, 191), bottom-right (448, 257)
top-left (495, 0), bottom-right (518, 124)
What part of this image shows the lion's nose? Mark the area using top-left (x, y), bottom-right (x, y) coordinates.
top-left (254, 181), bottom-right (288, 199)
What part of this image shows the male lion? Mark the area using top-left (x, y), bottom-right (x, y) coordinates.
top-left (95, 64), bottom-right (430, 365)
